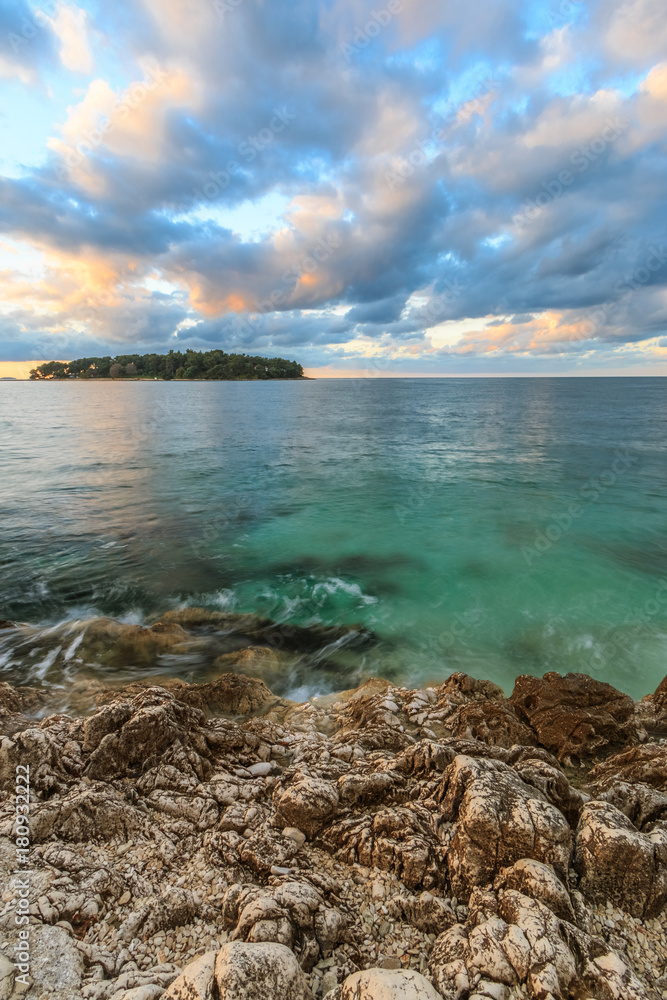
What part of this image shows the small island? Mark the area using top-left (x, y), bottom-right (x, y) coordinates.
top-left (29, 349), bottom-right (306, 381)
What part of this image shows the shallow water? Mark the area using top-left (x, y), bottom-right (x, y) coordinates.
top-left (1, 377), bottom-right (666, 699)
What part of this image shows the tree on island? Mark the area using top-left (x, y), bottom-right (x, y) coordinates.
top-left (29, 350), bottom-right (305, 381)
top-left (29, 361), bottom-right (69, 379)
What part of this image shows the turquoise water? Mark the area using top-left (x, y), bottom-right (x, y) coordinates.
top-left (1, 377), bottom-right (666, 699)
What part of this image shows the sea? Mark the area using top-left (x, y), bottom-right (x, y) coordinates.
top-left (1, 377), bottom-right (666, 701)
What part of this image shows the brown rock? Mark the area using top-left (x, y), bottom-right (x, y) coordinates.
top-left (274, 773), bottom-right (339, 837)
top-left (589, 742), bottom-right (667, 792)
top-left (448, 700), bottom-right (537, 749)
top-left (321, 804), bottom-right (444, 890)
top-left (510, 671), bottom-right (639, 763)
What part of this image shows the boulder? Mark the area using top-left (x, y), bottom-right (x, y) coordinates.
top-left (164, 943), bottom-right (313, 999)
top-left (433, 754), bottom-right (571, 898)
top-left (28, 924), bottom-right (85, 995)
top-left (163, 951), bottom-right (217, 999)
top-left (589, 742), bottom-right (667, 792)
top-left (221, 877), bottom-right (347, 970)
top-left (215, 941), bottom-right (313, 999)
top-left (447, 700), bottom-right (537, 749)
top-left (510, 672), bottom-right (639, 763)
top-left (327, 968), bottom-right (443, 999)
top-left (274, 773), bottom-right (339, 837)
top-left (575, 800), bottom-right (667, 917)
top-left (429, 874), bottom-right (647, 1000)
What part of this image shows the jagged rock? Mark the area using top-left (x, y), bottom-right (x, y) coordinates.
top-left (274, 773), bottom-right (340, 837)
top-left (162, 951), bottom-right (217, 999)
top-left (322, 803), bottom-right (444, 889)
top-left (28, 783), bottom-right (153, 843)
top-left (510, 672), bottom-right (639, 763)
top-left (511, 756), bottom-right (589, 828)
top-left (213, 647), bottom-right (296, 684)
top-left (222, 877), bottom-right (347, 969)
top-left (433, 754), bottom-right (571, 899)
top-left (29, 923), bottom-right (85, 995)
top-left (0, 680), bottom-right (47, 736)
top-left (0, 670), bottom-right (664, 1000)
top-left (119, 888), bottom-right (199, 943)
top-left (429, 866), bottom-right (647, 1000)
top-left (494, 858), bottom-right (575, 923)
top-left (84, 689), bottom-right (209, 781)
top-left (167, 672), bottom-right (276, 715)
top-left (438, 673), bottom-right (505, 704)
top-left (387, 892), bottom-right (457, 934)
top-left (589, 742), bottom-right (667, 791)
top-left (575, 800), bottom-right (667, 917)
top-left (166, 941), bottom-right (314, 999)
top-left (327, 968), bottom-right (443, 999)
top-left (447, 700), bottom-right (537, 749)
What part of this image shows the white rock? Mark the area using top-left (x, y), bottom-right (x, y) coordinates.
top-left (248, 763), bottom-right (273, 777)
top-left (215, 942), bottom-right (313, 999)
top-left (282, 827), bottom-right (307, 848)
top-left (115, 987), bottom-right (164, 1000)
top-left (163, 951), bottom-right (217, 999)
top-left (338, 968), bottom-right (443, 999)
top-left (0, 954), bottom-right (14, 1000)
top-left (29, 924), bottom-right (84, 994)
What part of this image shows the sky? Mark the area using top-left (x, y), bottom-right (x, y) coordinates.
top-left (0, 0), bottom-right (666, 376)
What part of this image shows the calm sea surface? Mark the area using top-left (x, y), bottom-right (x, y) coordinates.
top-left (1, 377), bottom-right (666, 699)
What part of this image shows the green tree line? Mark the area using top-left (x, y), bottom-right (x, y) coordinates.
top-left (29, 350), bottom-right (304, 381)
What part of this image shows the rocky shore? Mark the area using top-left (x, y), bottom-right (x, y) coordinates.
top-left (2, 611), bottom-right (667, 1000)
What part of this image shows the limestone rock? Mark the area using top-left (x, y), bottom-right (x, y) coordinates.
top-left (434, 754), bottom-right (571, 898)
top-left (329, 968), bottom-right (443, 999)
top-left (575, 800), bottom-right (667, 917)
top-left (214, 941), bottom-right (313, 999)
top-left (387, 892), bottom-right (457, 935)
top-left (510, 672), bottom-right (639, 763)
top-left (589, 742), bottom-right (667, 792)
top-left (29, 923), bottom-right (85, 994)
top-left (322, 803), bottom-right (444, 890)
top-left (163, 951), bottom-right (217, 999)
top-left (274, 773), bottom-right (339, 837)
top-left (162, 672), bottom-right (275, 715)
top-left (0, 953), bottom-right (14, 1000)
top-left (222, 877), bottom-right (347, 969)
top-left (447, 700), bottom-right (537, 749)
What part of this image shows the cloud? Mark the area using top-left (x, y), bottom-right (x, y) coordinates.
top-left (50, 3), bottom-right (93, 73)
top-left (0, 0), bottom-right (665, 372)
